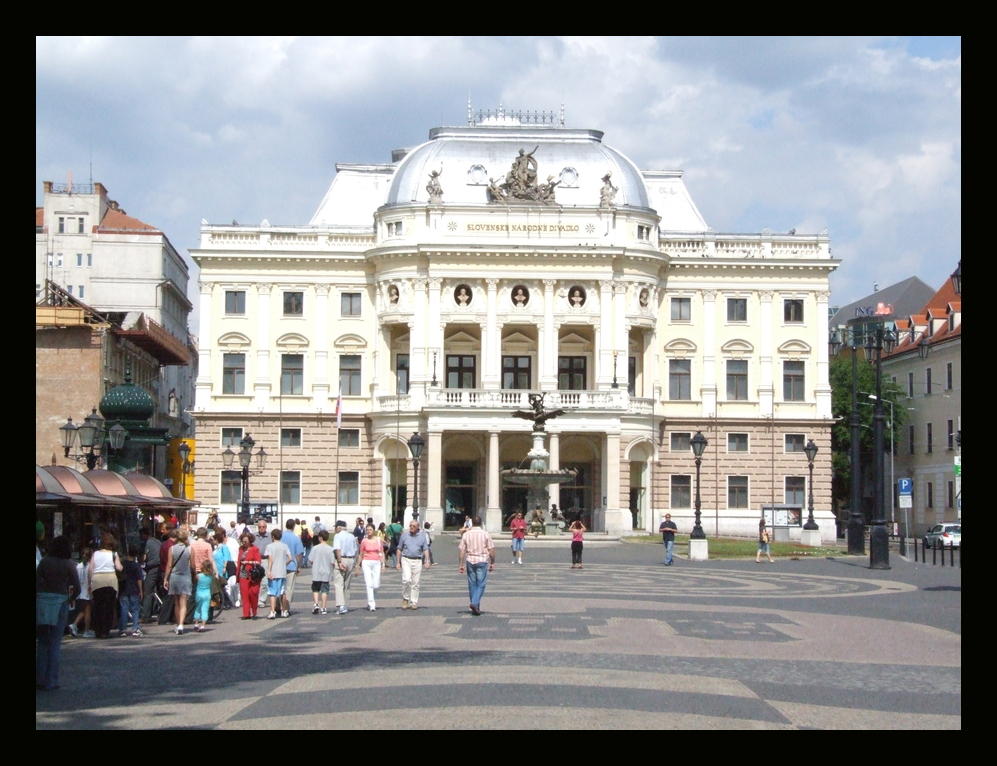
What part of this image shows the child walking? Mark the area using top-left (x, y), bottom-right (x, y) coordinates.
top-left (194, 560), bottom-right (214, 632)
top-left (118, 543), bottom-right (144, 637)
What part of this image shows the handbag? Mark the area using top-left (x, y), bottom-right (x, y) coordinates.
top-left (249, 563), bottom-right (265, 583)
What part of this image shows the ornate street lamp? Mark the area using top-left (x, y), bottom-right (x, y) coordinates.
top-left (60, 407), bottom-right (127, 471)
top-left (950, 261), bottom-right (961, 295)
top-left (222, 433), bottom-right (267, 523)
top-left (690, 431), bottom-right (708, 540)
top-left (865, 323), bottom-right (899, 570)
top-left (831, 324), bottom-right (865, 555)
top-left (803, 439), bottom-right (819, 531)
top-left (408, 432), bottom-right (425, 522)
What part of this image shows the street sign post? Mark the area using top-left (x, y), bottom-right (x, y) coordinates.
top-left (898, 478), bottom-right (913, 541)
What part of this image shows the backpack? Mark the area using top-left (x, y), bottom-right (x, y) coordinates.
top-left (388, 525), bottom-right (401, 553)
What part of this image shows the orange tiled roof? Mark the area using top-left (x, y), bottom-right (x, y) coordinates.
top-left (888, 271), bottom-right (961, 356)
top-left (96, 207), bottom-right (160, 233)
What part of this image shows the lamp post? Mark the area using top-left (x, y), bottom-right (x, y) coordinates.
top-left (804, 439), bottom-right (819, 531)
top-left (408, 432), bottom-right (425, 522)
top-left (865, 322), bottom-right (899, 570)
top-left (830, 325), bottom-right (864, 554)
top-left (950, 261), bottom-right (961, 295)
top-left (60, 408), bottom-right (128, 471)
top-left (611, 351), bottom-right (619, 389)
top-left (690, 431), bottom-right (707, 540)
top-left (176, 441), bottom-right (195, 500)
top-left (222, 434), bottom-right (268, 524)
top-left (431, 350), bottom-right (439, 387)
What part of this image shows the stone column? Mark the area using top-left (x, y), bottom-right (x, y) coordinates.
top-left (410, 279), bottom-right (427, 408)
top-left (598, 280), bottom-right (614, 389)
top-left (604, 431), bottom-right (624, 533)
top-left (425, 430), bottom-right (444, 530)
top-left (195, 281), bottom-right (213, 408)
top-left (759, 290), bottom-right (774, 416)
top-left (815, 290), bottom-right (832, 419)
top-left (548, 431), bottom-right (561, 510)
top-left (254, 283), bottom-right (272, 411)
top-left (427, 278), bottom-right (443, 385)
top-left (483, 279), bottom-right (500, 389)
top-left (540, 280), bottom-right (557, 390)
top-left (614, 282), bottom-right (628, 386)
top-left (701, 289), bottom-right (717, 417)
top-left (486, 431), bottom-right (501, 532)
top-left (313, 285), bottom-right (330, 412)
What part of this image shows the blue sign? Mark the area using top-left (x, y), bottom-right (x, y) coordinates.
top-left (898, 478), bottom-right (913, 496)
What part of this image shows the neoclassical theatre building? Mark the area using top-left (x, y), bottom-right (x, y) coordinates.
top-left (192, 113), bottom-right (838, 539)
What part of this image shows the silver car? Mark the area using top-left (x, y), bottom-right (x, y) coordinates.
top-left (923, 523), bottom-right (961, 549)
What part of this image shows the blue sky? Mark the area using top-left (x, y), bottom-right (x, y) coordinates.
top-left (36, 36), bottom-right (961, 332)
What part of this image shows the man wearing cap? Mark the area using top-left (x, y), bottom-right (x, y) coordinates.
top-left (331, 520), bottom-right (359, 615)
top-left (395, 519), bottom-right (430, 610)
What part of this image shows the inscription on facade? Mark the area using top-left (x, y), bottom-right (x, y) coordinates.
top-left (457, 222), bottom-right (582, 234)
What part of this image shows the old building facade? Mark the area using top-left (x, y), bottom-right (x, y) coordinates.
top-left (192, 116), bottom-right (838, 538)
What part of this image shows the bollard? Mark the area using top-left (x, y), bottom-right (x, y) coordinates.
top-left (932, 542), bottom-right (937, 565)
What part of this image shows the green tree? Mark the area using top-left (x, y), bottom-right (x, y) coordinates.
top-left (829, 355), bottom-right (907, 512)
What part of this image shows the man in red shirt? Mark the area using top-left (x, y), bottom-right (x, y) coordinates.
top-left (509, 512), bottom-right (527, 565)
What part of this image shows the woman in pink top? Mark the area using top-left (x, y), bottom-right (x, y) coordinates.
top-left (354, 525), bottom-right (386, 611)
top-left (569, 520), bottom-right (587, 569)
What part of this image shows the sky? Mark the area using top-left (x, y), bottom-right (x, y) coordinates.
top-left (36, 36), bottom-right (961, 334)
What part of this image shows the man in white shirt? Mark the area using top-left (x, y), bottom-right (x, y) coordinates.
top-left (331, 520), bottom-right (360, 615)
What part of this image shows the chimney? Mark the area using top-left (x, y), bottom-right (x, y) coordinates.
top-left (43, 181), bottom-right (52, 194)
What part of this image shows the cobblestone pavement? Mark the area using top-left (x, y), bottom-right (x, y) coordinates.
top-left (36, 538), bottom-right (960, 729)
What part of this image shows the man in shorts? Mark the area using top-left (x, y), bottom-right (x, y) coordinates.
top-left (309, 530), bottom-right (335, 614)
top-left (509, 512), bottom-right (527, 565)
top-left (265, 529), bottom-right (292, 619)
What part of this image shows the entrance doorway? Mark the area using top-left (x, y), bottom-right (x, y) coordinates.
top-left (445, 464), bottom-right (476, 529)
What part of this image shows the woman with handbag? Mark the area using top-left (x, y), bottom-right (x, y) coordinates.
top-left (163, 529), bottom-right (192, 635)
top-left (236, 532), bottom-right (263, 619)
top-left (756, 520), bottom-right (775, 563)
top-left (88, 533), bottom-right (123, 638)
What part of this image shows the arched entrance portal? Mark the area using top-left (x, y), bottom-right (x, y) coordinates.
top-left (378, 437), bottom-right (408, 524)
top-left (626, 439), bottom-right (655, 531)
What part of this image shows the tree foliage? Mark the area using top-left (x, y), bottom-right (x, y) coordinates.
top-left (829, 355), bottom-right (907, 507)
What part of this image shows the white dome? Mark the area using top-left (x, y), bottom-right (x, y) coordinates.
top-left (384, 125), bottom-right (651, 209)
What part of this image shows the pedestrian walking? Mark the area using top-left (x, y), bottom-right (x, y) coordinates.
top-left (118, 543), bottom-right (144, 636)
top-left (138, 528), bottom-right (161, 622)
top-left (396, 520), bottom-right (430, 610)
top-left (509, 512), bottom-right (527, 565)
top-left (569, 520), bottom-right (586, 569)
top-left (356, 524), bottom-right (387, 611)
top-left (213, 528), bottom-right (235, 608)
top-left (69, 547), bottom-right (93, 638)
top-left (756, 520), bottom-right (775, 563)
top-left (309, 530), bottom-right (335, 614)
top-left (36, 536), bottom-right (79, 691)
top-left (424, 521), bottom-right (436, 565)
top-left (457, 517), bottom-right (495, 616)
top-left (659, 513), bottom-right (678, 566)
top-left (332, 520), bottom-right (359, 614)
top-left (163, 529), bottom-right (192, 634)
top-left (89, 533), bottom-right (123, 638)
top-left (253, 521), bottom-right (273, 610)
top-left (281, 519), bottom-right (304, 616)
top-left (236, 533), bottom-right (262, 619)
top-left (266, 529), bottom-right (293, 619)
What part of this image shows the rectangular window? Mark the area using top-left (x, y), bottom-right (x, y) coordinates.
top-left (47, 254), bottom-right (53, 267)
top-left (671, 297), bottom-right (691, 321)
top-left (727, 298), bottom-right (747, 322)
top-left (396, 354), bottom-right (409, 394)
top-left (908, 372), bottom-right (914, 398)
top-left (339, 429), bottom-right (360, 448)
top-left (87, 253), bottom-right (92, 267)
top-left (785, 434), bottom-right (806, 453)
top-left (727, 359), bottom-right (748, 400)
top-left (339, 355), bottom-right (361, 396)
top-left (78, 217), bottom-right (85, 234)
top-left (947, 420), bottom-right (955, 451)
top-left (558, 356), bottom-right (587, 391)
top-left (946, 362), bottom-right (953, 390)
top-left (671, 433), bottom-right (690, 452)
top-left (785, 477), bottom-right (806, 506)
top-left (280, 428), bottom-right (302, 447)
top-left (58, 217), bottom-right (65, 233)
top-left (78, 286), bottom-right (84, 300)
top-left (222, 353), bottom-right (246, 395)
top-left (784, 299), bottom-right (804, 323)
top-left (947, 481), bottom-right (954, 509)
top-left (728, 476), bottom-right (749, 508)
top-left (728, 433), bottom-right (748, 452)
top-left (76, 253), bottom-right (83, 267)
top-left (281, 471), bottom-right (301, 504)
top-left (220, 471), bottom-right (242, 504)
top-left (783, 360), bottom-right (805, 401)
top-left (67, 285), bottom-right (73, 295)
top-left (502, 356), bottom-right (532, 390)
top-left (225, 290), bottom-right (246, 315)
top-left (341, 292), bottom-right (361, 317)
top-left (221, 428), bottom-right (243, 447)
top-left (926, 481), bottom-right (934, 509)
top-left (671, 475), bottom-right (691, 508)
top-left (669, 359), bottom-right (691, 400)
top-left (908, 425), bottom-right (915, 454)
top-left (338, 471), bottom-right (359, 505)
top-left (284, 291), bottom-right (304, 316)
top-left (282, 354), bottom-right (304, 395)
top-left (925, 368), bottom-right (932, 395)
top-left (447, 355), bottom-right (477, 389)
top-left (57, 253), bottom-right (64, 267)
top-left (926, 422), bottom-right (933, 454)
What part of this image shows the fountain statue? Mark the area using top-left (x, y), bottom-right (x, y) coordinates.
top-left (502, 393), bottom-right (577, 533)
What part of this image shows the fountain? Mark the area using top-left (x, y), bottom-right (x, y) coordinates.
top-left (501, 393), bottom-right (577, 534)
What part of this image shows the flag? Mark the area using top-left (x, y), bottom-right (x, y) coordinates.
top-left (335, 389), bottom-right (342, 429)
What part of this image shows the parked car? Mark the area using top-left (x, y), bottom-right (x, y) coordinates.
top-left (923, 523), bottom-right (961, 549)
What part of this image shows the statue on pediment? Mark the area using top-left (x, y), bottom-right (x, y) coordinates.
top-left (426, 169), bottom-right (443, 204)
top-left (488, 147), bottom-right (559, 206)
top-left (600, 172), bottom-right (618, 208)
